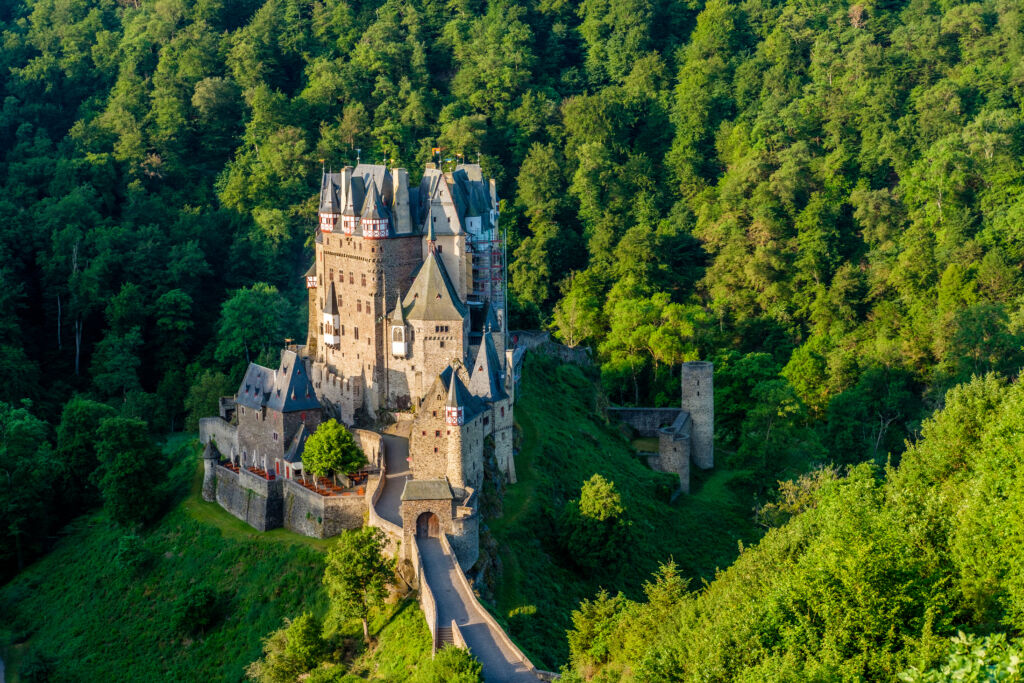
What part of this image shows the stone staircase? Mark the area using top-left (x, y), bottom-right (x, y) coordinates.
top-left (436, 625), bottom-right (454, 648)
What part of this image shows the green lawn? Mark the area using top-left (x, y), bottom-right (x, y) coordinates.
top-left (0, 437), bottom-right (431, 682)
top-left (483, 355), bottom-right (761, 669)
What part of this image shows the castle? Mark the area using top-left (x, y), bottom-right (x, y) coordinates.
top-left (200, 162), bottom-right (513, 569)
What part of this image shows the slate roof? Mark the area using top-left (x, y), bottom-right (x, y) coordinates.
top-left (235, 350), bottom-right (320, 413)
top-left (284, 423), bottom-right (310, 463)
top-left (202, 441), bottom-right (222, 460)
top-left (467, 333), bottom-right (507, 401)
top-left (439, 366), bottom-right (486, 422)
top-left (400, 478), bottom-right (453, 501)
top-left (324, 281), bottom-right (339, 316)
top-left (361, 180), bottom-right (389, 221)
top-left (400, 251), bottom-right (467, 322)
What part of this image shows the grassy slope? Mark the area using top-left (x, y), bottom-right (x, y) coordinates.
top-left (0, 437), bottom-right (432, 682)
top-left (485, 355), bottom-right (759, 669)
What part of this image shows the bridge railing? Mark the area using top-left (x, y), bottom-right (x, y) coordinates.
top-left (410, 536), bottom-right (439, 654)
top-left (438, 533), bottom-right (539, 674)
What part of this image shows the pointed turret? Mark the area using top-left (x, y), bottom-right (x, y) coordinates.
top-left (445, 371), bottom-right (465, 426)
top-left (361, 181), bottom-right (390, 238)
top-left (340, 167), bottom-right (360, 234)
top-left (390, 295), bottom-right (408, 357)
top-left (323, 281), bottom-right (340, 347)
top-left (468, 333), bottom-right (507, 401)
top-left (319, 173), bottom-right (340, 232)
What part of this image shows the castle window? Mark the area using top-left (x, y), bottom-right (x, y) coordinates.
top-left (422, 430), bottom-right (426, 435)
top-left (273, 432), bottom-right (279, 441)
top-left (439, 341), bottom-right (445, 348)
top-left (349, 274), bottom-right (353, 284)
top-left (354, 327), bottom-right (359, 340)
top-left (501, 407), bottom-right (505, 417)
top-left (435, 430), bottom-right (440, 437)
top-left (447, 429), bottom-right (450, 435)
top-left (432, 411), bottom-right (437, 417)
top-left (361, 274), bottom-right (366, 287)
top-left (434, 447), bottom-right (438, 453)
top-left (329, 268), bottom-right (334, 280)
top-left (483, 417), bottom-right (489, 426)
top-left (341, 325), bottom-right (345, 335)
top-left (357, 301), bottom-right (362, 313)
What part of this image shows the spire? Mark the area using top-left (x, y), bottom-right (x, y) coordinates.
top-left (445, 371), bottom-right (465, 426)
top-left (468, 333), bottom-right (507, 401)
top-left (323, 281), bottom-right (339, 316)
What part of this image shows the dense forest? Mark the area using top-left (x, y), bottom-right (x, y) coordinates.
top-left (2, 0), bottom-right (1024, 676)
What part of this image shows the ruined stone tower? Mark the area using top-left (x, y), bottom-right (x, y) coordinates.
top-left (680, 361), bottom-right (714, 469)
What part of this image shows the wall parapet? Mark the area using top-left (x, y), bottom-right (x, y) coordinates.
top-left (450, 620), bottom-right (468, 649)
top-left (438, 533), bottom-right (538, 675)
top-left (411, 536), bottom-right (438, 654)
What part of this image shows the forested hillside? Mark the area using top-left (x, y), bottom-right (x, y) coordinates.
top-left (559, 375), bottom-right (1024, 681)
top-left (2, 0), bottom-right (1024, 675)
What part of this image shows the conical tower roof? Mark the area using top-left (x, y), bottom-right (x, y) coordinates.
top-left (320, 174), bottom-right (340, 213)
top-left (361, 180), bottom-right (389, 220)
top-left (324, 281), bottom-right (339, 315)
top-left (468, 332), bottom-right (507, 401)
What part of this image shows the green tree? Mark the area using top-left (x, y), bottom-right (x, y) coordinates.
top-left (323, 526), bottom-right (395, 643)
top-left (95, 417), bottom-right (167, 527)
top-left (302, 419), bottom-right (367, 483)
top-left (0, 401), bottom-right (54, 574)
top-left (56, 396), bottom-right (117, 510)
top-left (560, 474), bottom-right (629, 572)
top-left (413, 644), bottom-right (483, 683)
top-left (246, 613), bottom-right (327, 683)
top-left (184, 370), bottom-right (236, 432)
top-left (215, 283), bottom-right (290, 366)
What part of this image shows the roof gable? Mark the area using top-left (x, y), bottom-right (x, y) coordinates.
top-left (401, 251), bottom-right (468, 321)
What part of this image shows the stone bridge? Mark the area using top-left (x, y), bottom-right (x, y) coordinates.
top-left (369, 432), bottom-right (549, 682)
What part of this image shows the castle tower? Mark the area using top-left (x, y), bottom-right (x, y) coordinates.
top-left (680, 361), bottom-right (714, 469)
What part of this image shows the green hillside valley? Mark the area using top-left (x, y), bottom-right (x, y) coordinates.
top-left (3, 0), bottom-right (1024, 679)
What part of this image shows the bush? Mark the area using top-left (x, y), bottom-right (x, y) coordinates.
top-left (115, 533), bottom-right (150, 573)
top-left (412, 644), bottom-right (483, 683)
top-left (19, 646), bottom-right (57, 682)
top-left (173, 585), bottom-right (222, 635)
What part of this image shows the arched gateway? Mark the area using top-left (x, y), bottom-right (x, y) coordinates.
top-left (416, 511), bottom-right (440, 538)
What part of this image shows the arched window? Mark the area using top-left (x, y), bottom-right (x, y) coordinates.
top-left (392, 327), bottom-right (404, 342)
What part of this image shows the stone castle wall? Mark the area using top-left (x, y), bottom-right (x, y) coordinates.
top-left (213, 466), bottom-right (283, 531)
top-left (282, 480), bottom-right (366, 538)
top-left (681, 361), bottom-right (714, 469)
top-left (608, 407), bottom-right (686, 437)
top-left (657, 430), bottom-right (691, 494)
top-left (198, 417), bottom-right (239, 458)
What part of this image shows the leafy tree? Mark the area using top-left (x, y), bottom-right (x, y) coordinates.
top-left (56, 396), bottom-right (117, 509)
top-left (215, 283), bottom-right (290, 366)
top-left (413, 644), bottom-right (483, 683)
top-left (303, 419), bottom-right (367, 482)
top-left (246, 613), bottom-right (328, 683)
top-left (0, 401), bottom-right (54, 573)
top-left (95, 417), bottom-right (167, 527)
top-left (899, 632), bottom-right (1024, 682)
top-left (323, 526), bottom-right (395, 643)
top-left (184, 370), bottom-right (236, 432)
top-left (560, 474), bottom-right (629, 572)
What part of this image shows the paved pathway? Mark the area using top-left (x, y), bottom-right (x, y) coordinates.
top-left (419, 537), bottom-right (536, 682)
top-left (378, 433), bottom-right (410, 527)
